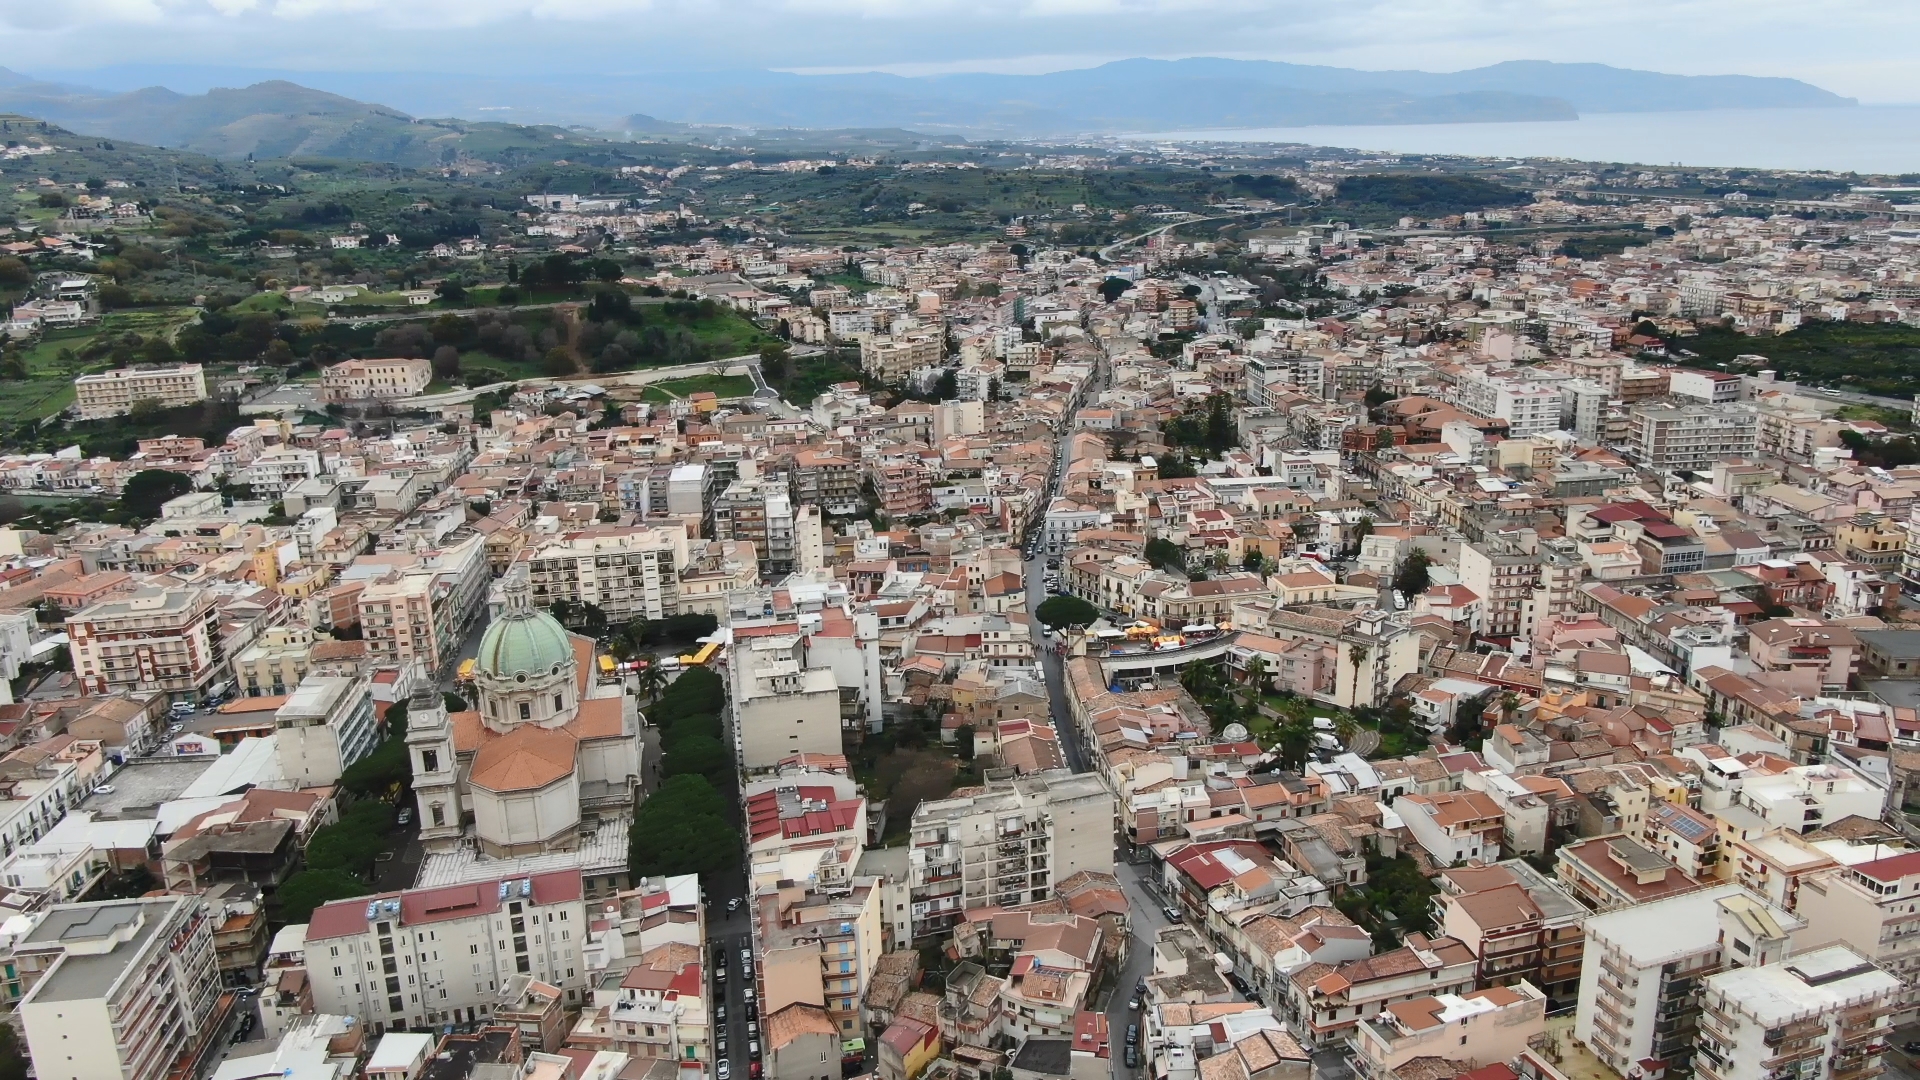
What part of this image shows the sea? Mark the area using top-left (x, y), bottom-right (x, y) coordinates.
top-left (1135, 105), bottom-right (1920, 175)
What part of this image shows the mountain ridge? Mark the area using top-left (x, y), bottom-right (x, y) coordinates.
top-left (0, 58), bottom-right (1855, 160)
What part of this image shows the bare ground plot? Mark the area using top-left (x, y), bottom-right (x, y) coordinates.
top-left (864, 747), bottom-right (962, 841)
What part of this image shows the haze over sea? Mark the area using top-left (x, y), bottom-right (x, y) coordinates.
top-left (1141, 106), bottom-right (1920, 174)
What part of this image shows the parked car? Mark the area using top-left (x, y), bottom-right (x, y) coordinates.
top-left (717, 1037), bottom-right (728, 1057)
top-left (396, 807), bottom-right (413, 826)
top-left (1904, 1041), bottom-right (1920, 1055)
top-left (749, 1041), bottom-right (761, 1060)
top-left (746, 1019), bottom-right (758, 1037)
top-left (727, 897), bottom-right (742, 912)
top-left (1125, 1047), bottom-right (1138, 1069)
top-left (1163, 905), bottom-right (1183, 923)
top-left (1129, 995), bottom-right (1142, 1011)
top-left (1126, 1025), bottom-right (1138, 1047)
top-left (717, 1061), bottom-right (731, 1080)
top-left (743, 986), bottom-right (756, 1004)
top-left (716, 1004), bottom-right (727, 1023)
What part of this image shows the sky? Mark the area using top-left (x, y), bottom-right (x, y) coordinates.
top-left (5, 0), bottom-right (1919, 103)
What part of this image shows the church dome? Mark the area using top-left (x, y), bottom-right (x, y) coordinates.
top-left (476, 567), bottom-right (575, 682)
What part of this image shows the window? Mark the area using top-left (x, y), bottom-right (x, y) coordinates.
top-left (431, 804), bottom-right (445, 827)
top-left (554, 694), bottom-right (563, 712)
top-left (519, 703), bottom-right (532, 721)
top-left (422, 749), bottom-right (438, 772)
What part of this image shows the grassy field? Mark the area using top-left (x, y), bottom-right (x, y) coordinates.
top-left (644, 374), bottom-right (755, 400)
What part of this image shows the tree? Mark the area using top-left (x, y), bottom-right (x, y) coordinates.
top-left (1099, 277), bottom-right (1132, 303)
top-left (277, 868), bottom-right (374, 924)
top-left (1392, 549), bottom-right (1431, 598)
top-left (432, 345), bottom-right (462, 380)
top-left (664, 733), bottom-right (730, 785)
top-left (1145, 537), bottom-right (1187, 576)
top-left (635, 656), bottom-right (665, 703)
top-left (1035, 594), bottom-right (1098, 629)
top-left (120, 469), bottom-right (195, 520)
top-left (1243, 656), bottom-right (1271, 695)
top-left (954, 724), bottom-right (975, 762)
top-left (931, 368), bottom-right (959, 401)
top-left (629, 774), bottom-right (741, 878)
top-left (544, 347), bottom-right (577, 377)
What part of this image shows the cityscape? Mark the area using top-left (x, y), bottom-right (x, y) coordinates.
top-left (5, 32), bottom-right (1920, 1080)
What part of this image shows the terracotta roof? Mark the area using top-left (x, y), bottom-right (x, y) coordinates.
top-left (468, 724), bottom-right (578, 792)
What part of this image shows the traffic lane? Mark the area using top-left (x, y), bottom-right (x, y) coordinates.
top-left (1108, 862), bottom-right (1172, 1080)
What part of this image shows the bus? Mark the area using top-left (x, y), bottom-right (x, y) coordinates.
top-left (597, 655), bottom-right (618, 680)
top-left (457, 658), bottom-right (476, 684)
top-left (678, 640), bottom-right (722, 667)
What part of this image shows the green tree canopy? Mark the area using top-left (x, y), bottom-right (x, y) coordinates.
top-left (663, 733), bottom-right (730, 785)
top-left (1035, 594), bottom-right (1099, 629)
top-left (1392, 549), bottom-right (1431, 598)
top-left (277, 869), bottom-right (374, 924)
top-left (121, 469), bottom-right (195, 520)
top-left (1144, 537), bottom-right (1188, 576)
top-left (629, 774), bottom-right (740, 879)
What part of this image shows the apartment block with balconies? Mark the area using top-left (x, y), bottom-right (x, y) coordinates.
top-left (1694, 945), bottom-right (1898, 1080)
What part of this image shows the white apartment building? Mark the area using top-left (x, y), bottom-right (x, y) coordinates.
top-left (860, 332), bottom-right (941, 385)
top-left (1350, 982), bottom-right (1547, 1080)
top-left (242, 447), bottom-right (323, 498)
top-left (527, 525), bottom-right (691, 625)
top-left (67, 585), bottom-right (224, 701)
top-left (273, 674), bottom-right (378, 786)
top-left (1394, 790), bottom-right (1505, 866)
top-left (72, 363), bottom-right (208, 420)
top-left (1669, 368), bottom-right (1744, 404)
top-left (906, 771), bottom-right (1115, 940)
top-left (1795, 850), bottom-right (1920, 1021)
top-left (1696, 945), bottom-right (1899, 1080)
top-left (303, 869), bottom-right (590, 1035)
top-left (1627, 403), bottom-right (1759, 473)
top-left (320, 357), bottom-right (434, 403)
top-left (731, 632), bottom-right (843, 770)
top-left (1456, 373), bottom-right (1562, 437)
top-left (17, 896), bottom-right (222, 1080)
top-left (1576, 885), bottom-right (1802, 1077)
top-left (358, 534), bottom-right (489, 675)
top-left (1738, 764), bottom-right (1886, 834)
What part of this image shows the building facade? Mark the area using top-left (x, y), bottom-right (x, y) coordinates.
top-left (73, 364), bottom-right (208, 420)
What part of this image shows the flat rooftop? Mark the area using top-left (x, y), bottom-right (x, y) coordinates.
top-left (1707, 945), bottom-right (1901, 1025)
top-left (21, 898), bottom-right (174, 1003)
top-left (81, 758), bottom-right (217, 818)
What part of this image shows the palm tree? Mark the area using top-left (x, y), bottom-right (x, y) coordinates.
top-left (1243, 657), bottom-right (1271, 698)
top-left (635, 654), bottom-right (666, 704)
top-left (1347, 644), bottom-right (1369, 707)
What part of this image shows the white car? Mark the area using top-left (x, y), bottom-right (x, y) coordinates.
top-left (718, 1061), bottom-right (731, 1080)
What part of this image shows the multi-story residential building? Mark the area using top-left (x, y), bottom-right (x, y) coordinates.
top-left (756, 878), bottom-right (885, 1038)
top-left (1836, 512), bottom-right (1908, 571)
top-left (527, 525), bottom-right (691, 624)
top-left (1555, 834), bottom-right (1703, 911)
top-left (869, 461), bottom-right (933, 518)
top-left (1668, 368), bottom-right (1745, 404)
top-left (1457, 535), bottom-right (1539, 642)
top-left (745, 771), bottom-right (868, 893)
top-left (713, 477), bottom-right (824, 577)
top-left (732, 632), bottom-right (845, 770)
top-left (569, 943), bottom-right (711, 1071)
top-left (320, 357), bottom-right (434, 402)
top-left (233, 624), bottom-right (320, 697)
top-left (1574, 884), bottom-right (1801, 1077)
top-left (1458, 374), bottom-right (1563, 437)
top-left (1282, 933), bottom-right (1478, 1048)
top-left (790, 449), bottom-right (863, 516)
top-left (241, 447), bottom-right (323, 498)
top-left (273, 674), bottom-right (378, 787)
top-left (1432, 861), bottom-right (1587, 1008)
top-left (906, 771), bottom-right (1115, 941)
top-left (1738, 764), bottom-right (1885, 834)
top-left (303, 869), bottom-right (590, 1036)
top-left (1796, 850), bottom-right (1920, 1022)
top-left (357, 534), bottom-right (489, 676)
top-left (72, 363), bottom-right (208, 420)
top-left (1695, 945), bottom-right (1898, 1080)
top-left (861, 333), bottom-right (941, 384)
top-left (1626, 403), bottom-right (1759, 473)
top-left (1349, 982), bottom-right (1547, 1080)
top-left (67, 585), bottom-right (225, 701)
top-left (1394, 790), bottom-right (1504, 866)
top-left (16, 896), bottom-right (223, 1080)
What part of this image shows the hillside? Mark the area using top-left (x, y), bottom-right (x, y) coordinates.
top-left (1, 58), bottom-right (1853, 152)
top-left (0, 71), bottom-right (624, 165)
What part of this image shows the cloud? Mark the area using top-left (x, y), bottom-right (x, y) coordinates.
top-left (2, 0), bottom-right (1916, 102)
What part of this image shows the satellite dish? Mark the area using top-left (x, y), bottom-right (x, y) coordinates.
top-left (1221, 723), bottom-right (1249, 741)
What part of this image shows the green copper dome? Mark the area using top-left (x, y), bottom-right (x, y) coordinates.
top-left (476, 568), bottom-right (575, 680)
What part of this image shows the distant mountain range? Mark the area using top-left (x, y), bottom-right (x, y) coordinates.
top-left (0, 58), bottom-right (1856, 160)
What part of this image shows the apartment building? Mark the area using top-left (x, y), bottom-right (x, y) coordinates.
top-left (756, 879), bottom-right (885, 1038)
top-left (357, 534), bottom-right (489, 675)
top-left (1695, 945), bottom-right (1899, 1080)
top-left (1575, 884), bottom-right (1801, 1077)
top-left (320, 357), bottom-right (434, 403)
top-left (869, 461), bottom-right (933, 518)
top-left (527, 525), bottom-right (691, 624)
top-left (72, 363), bottom-right (208, 420)
top-left (233, 624), bottom-right (320, 697)
top-left (1394, 790), bottom-right (1504, 866)
top-left (713, 477), bottom-right (824, 577)
top-left (906, 771), bottom-right (1115, 941)
top-left (1796, 850), bottom-right (1920, 1022)
top-left (861, 333), bottom-right (942, 385)
top-left (790, 449), bottom-right (863, 516)
top-left (1457, 374), bottom-right (1563, 437)
top-left (16, 896), bottom-right (223, 1080)
top-left (67, 585), bottom-right (225, 701)
top-left (1457, 536), bottom-right (1539, 642)
top-left (273, 674), bottom-right (378, 787)
top-left (732, 632), bottom-right (844, 770)
top-left (303, 869), bottom-right (590, 1035)
top-left (1282, 933), bottom-right (1478, 1048)
top-left (1626, 403), bottom-right (1759, 473)
top-left (1350, 982), bottom-right (1547, 1080)
top-left (569, 943), bottom-right (712, 1070)
top-left (1432, 861), bottom-right (1587, 1008)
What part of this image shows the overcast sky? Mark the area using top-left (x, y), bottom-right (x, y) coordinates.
top-left (6, 0), bottom-right (1918, 103)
